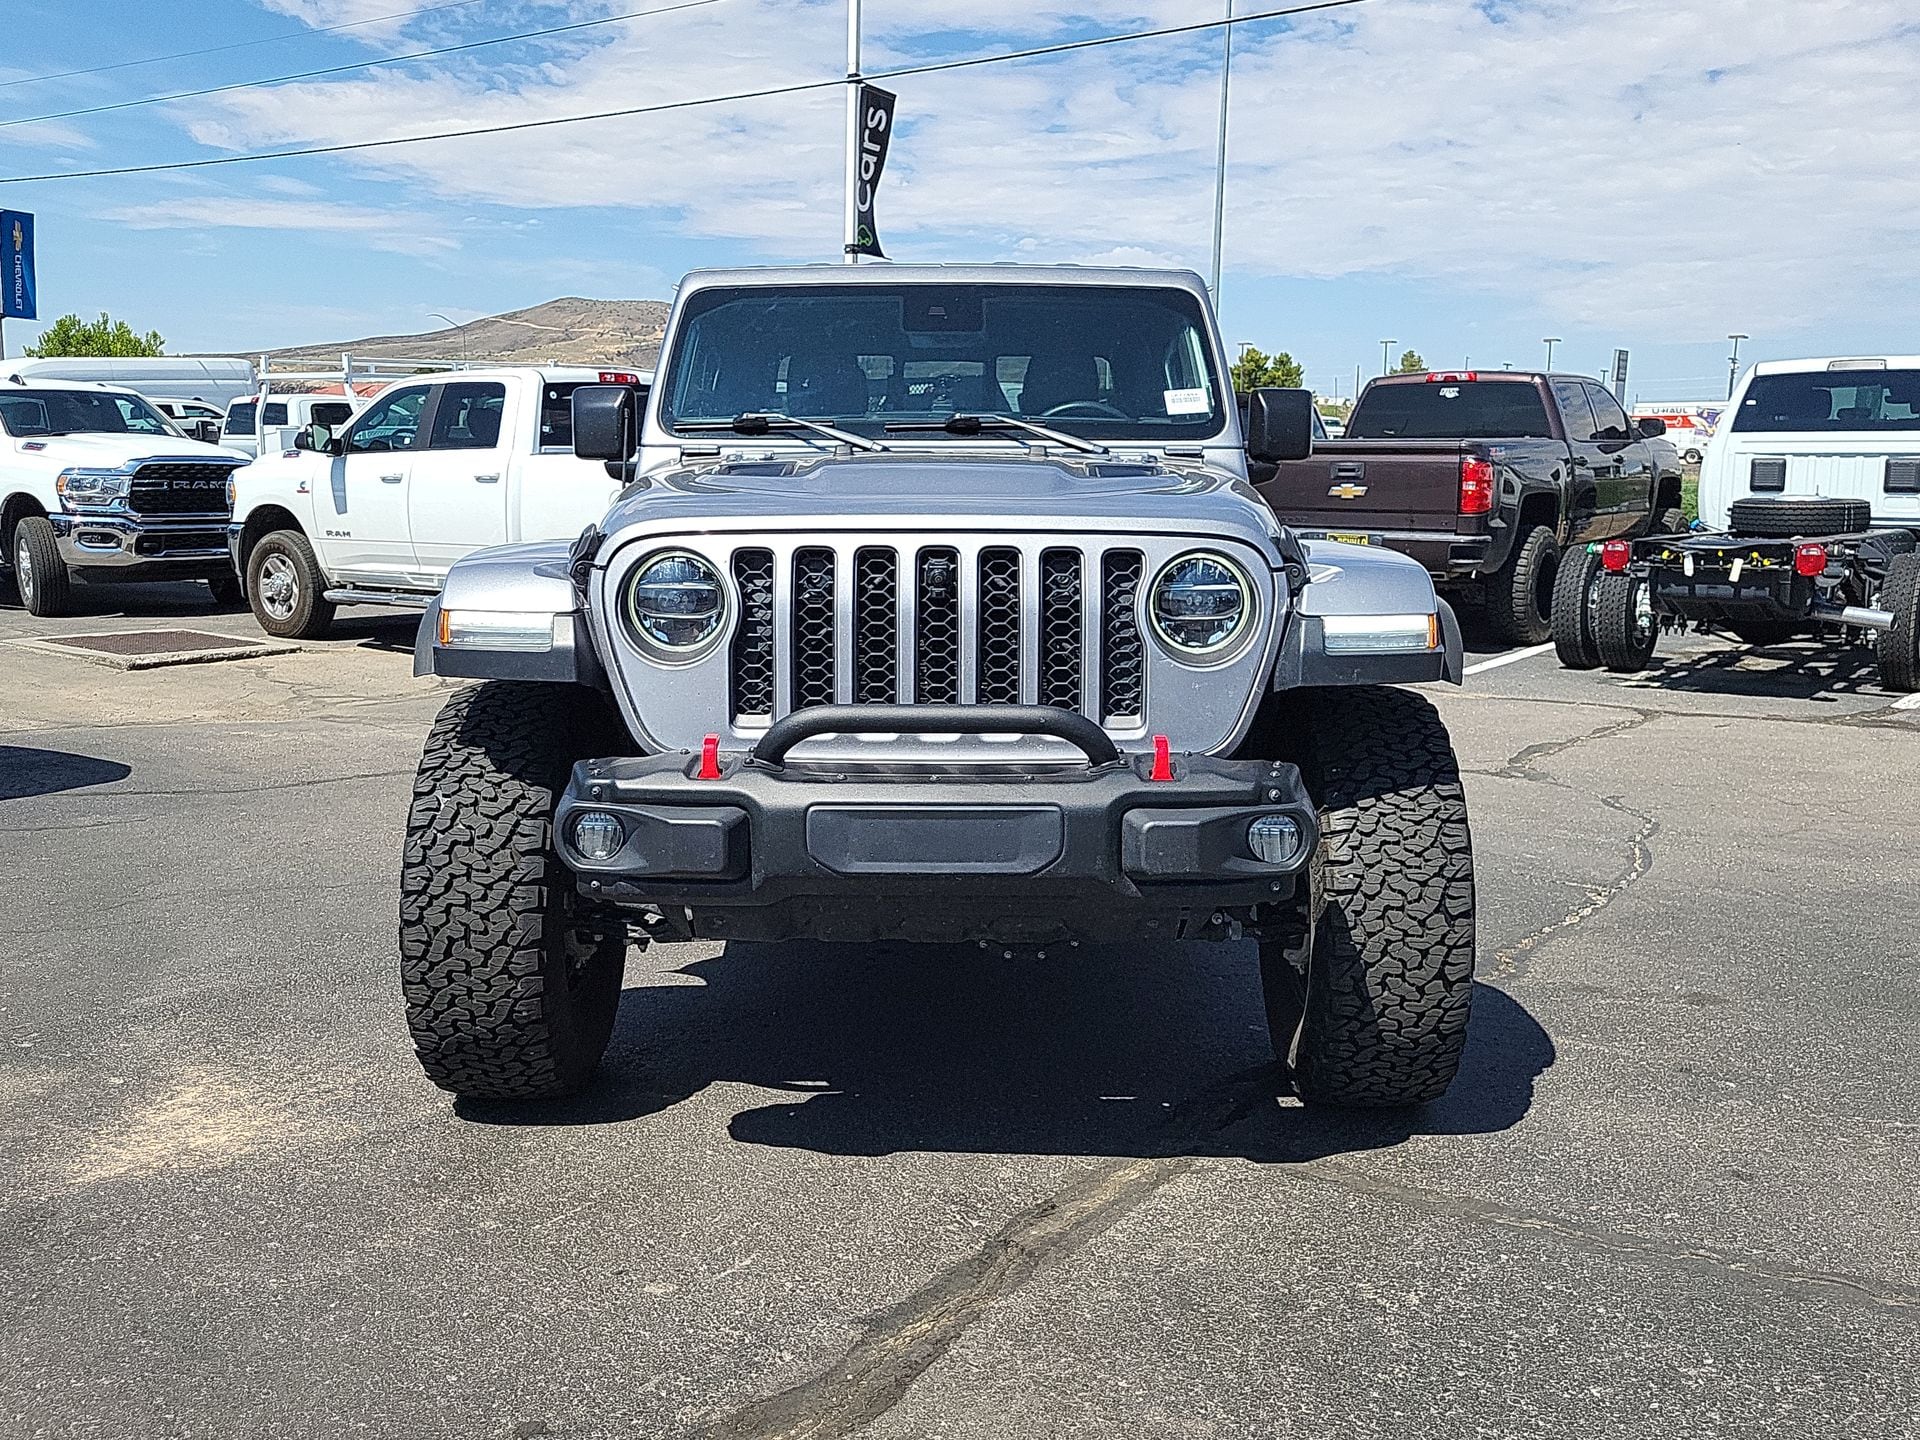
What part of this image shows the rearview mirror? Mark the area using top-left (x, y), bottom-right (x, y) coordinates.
top-left (573, 385), bottom-right (637, 462)
top-left (1245, 387), bottom-right (1317, 464)
top-left (1637, 416), bottom-right (1667, 438)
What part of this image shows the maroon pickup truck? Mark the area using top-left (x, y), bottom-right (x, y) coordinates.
top-left (1253, 372), bottom-right (1685, 644)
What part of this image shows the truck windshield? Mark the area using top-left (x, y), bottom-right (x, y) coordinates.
top-left (1731, 370), bottom-right (1920, 433)
top-left (658, 283), bottom-right (1226, 442)
top-left (0, 388), bottom-right (173, 438)
top-left (1348, 381), bottom-right (1554, 440)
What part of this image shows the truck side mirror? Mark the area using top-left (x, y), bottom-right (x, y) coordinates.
top-left (1245, 387), bottom-right (1316, 464)
top-left (294, 423), bottom-right (335, 453)
top-left (573, 385), bottom-right (637, 462)
top-left (190, 419), bottom-right (222, 444)
top-left (1637, 416), bottom-right (1667, 438)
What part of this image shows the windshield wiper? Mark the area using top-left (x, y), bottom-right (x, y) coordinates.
top-left (679, 413), bottom-right (884, 453)
top-left (884, 413), bottom-right (1108, 456)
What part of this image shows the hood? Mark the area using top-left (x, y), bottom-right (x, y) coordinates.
top-left (599, 452), bottom-right (1287, 560)
top-left (8, 431), bottom-right (243, 468)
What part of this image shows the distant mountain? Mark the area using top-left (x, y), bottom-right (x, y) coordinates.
top-left (264, 297), bottom-right (671, 371)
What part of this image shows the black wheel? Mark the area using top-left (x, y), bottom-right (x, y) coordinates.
top-left (245, 529), bottom-right (335, 639)
top-left (206, 572), bottom-right (244, 608)
top-left (1551, 545), bottom-right (1603, 669)
top-left (1484, 524), bottom-right (1559, 646)
top-left (12, 514), bottom-right (73, 617)
top-left (1656, 506), bottom-right (1688, 536)
top-left (1728, 496), bottom-right (1872, 538)
top-left (1876, 552), bottom-right (1920, 693)
top-left (1726, 620), bottom-right (1800, 647)
top-left (400, 682), bottom-right (630, 1100)
top-left (1257, 687), bottom-right (1476, 1109)
top-left (1593, 570), bottom-right (1658, 671)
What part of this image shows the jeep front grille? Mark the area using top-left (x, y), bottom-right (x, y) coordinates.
top-left (126, 461), bottom-right (239, 517)
top-left (725, 540), bottom-right (1147, 727)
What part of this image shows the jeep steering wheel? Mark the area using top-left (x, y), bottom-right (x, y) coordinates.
top-left (1041, 401), bottom-right (1129, 420)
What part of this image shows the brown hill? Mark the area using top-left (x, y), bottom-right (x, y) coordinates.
top-left (266, 297), bottom-right (671, 371)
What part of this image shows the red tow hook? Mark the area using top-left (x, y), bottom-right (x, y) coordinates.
top-left (696, 733), bottom-right (723, 780)
top-left (1149, 734), bottom-right (1174, 782)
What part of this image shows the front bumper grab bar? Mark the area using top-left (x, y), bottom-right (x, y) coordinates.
top-left (749, 704), bottom-right (1123, 769)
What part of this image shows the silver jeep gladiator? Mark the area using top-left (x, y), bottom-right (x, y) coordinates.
top-left (403, 264), bottom-right (1475, 1110)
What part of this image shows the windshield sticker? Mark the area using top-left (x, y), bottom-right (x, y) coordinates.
top-left (1164, 387), bottom-right (1211, 416)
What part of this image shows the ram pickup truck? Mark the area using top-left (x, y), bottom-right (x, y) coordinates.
top-left (1253, 371), bottom-right (1685, 644)
top-left (228, 365), bottom-right (651, 637)
top-left (1, 377), bottom-right (248, 615)
top-left (401, 263), bottom-right (1477, 1113)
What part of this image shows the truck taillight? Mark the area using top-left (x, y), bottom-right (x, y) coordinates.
top-left (1601, 540), bottom-right (1632, 572)
top-left (1427, 371), bottom-right (1478, 383)
top-left (1459, 457), bottom-right (1495, 515)
top-left (1794, 543), bottom-right (1827, 578)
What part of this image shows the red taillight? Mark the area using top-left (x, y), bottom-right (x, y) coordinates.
top-left (1794, 543), bottom-right (1828, 578)
top-left (1600, 540), bottom-right (1632, 572)
top-left (598, 370), bottom-right (641, 384)
top-left (1426, 371), bottom-right (1478, 383)
top-left (1459, 457), bottom-right (1495, 515)
top-left (1149, 734), bottom-right (1173, 783)
top-left (696, 733), bottom-right (722, 780)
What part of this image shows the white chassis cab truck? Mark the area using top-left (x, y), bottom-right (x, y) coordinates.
top-left (228, 365), bottom-right (651, 638)
top-left (401, 264), bottom-right (1476, 1110)
top-left (1, 376), bottom-right (248, 615)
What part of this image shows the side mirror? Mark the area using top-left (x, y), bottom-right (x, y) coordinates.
top-left (1637, 416), bottom-right (1667, 438)
top-left (573, 384), bottom-right (637, 462)
top-left (189, 419), bottom-right (222, 444)
top-left (294, 423), bottom-right (336, 452)
top-left (1245, 387), bottom-right (1317, 464)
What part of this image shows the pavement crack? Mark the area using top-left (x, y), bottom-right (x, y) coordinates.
top-left (1492, 794), bottom-right (1659, 980)
top-left (1491, 708), bottom-right (1662, 783)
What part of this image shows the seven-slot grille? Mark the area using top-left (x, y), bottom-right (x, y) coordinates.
top-left (727, 542), bottom-right (1147, 727)
top-left (126, 461), bottom-right (239, 517)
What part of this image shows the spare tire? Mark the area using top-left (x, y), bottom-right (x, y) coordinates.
top-left (1729, 496), bottom-right (1873, 538)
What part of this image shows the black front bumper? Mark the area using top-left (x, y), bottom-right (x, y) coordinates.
top-left (556, 745), bottom-right (1317, 946)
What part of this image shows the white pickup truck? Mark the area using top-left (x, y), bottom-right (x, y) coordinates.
top-left (1, 377), bottom-right (249, 615)
top-left (221, 392), bottom-right (363, 460)
top-left (228, 365), bottom-right (651, 637)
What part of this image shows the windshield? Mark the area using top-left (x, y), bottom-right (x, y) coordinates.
top-left (659, 283), bottom-right (1227, 442)
top-left (1348, 380), bottom-right (1554, 440)
top-left (0, 388), bottom-right (174, 438)
top-left (1731, 370), bottom-right (1920, 433)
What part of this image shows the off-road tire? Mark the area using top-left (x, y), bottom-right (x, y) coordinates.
top-left (1485, 524), bottom-right (1559, 646)
top-left (1729, 496), bottom-right (1872, 539)
top-left (1257, 687), bottom-right (1476, 1109)
top-left (1551, 544), bottom-right (1603, 669)
top-left (1875, 552), bottom-right (1920, 693)
top-left (206, 572), bottom-right (244, 608)
top-left (1657, 506), bottom-right (1688, 536)
top-left (246, 529), bottom-right (335, 639)
top-left (12, 514), bottom-right (73, 617)
top-left (1594, 570), bottom-right (1658, 671)
top-left (399, 682), bottom-right (630, 1100)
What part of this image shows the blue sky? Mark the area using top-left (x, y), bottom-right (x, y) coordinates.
top-left (3, 0), bottom-right (1917, 403)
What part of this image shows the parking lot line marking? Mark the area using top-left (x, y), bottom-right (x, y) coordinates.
top-left (1894, 692), bottom-right (1920, 711)
top-left (1465, 642), bottom-right (1556, 677)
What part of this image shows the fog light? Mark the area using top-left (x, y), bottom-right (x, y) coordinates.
top-left (571, 810), bottom-right (625, 862)
top-left (1247, 814), bottom-right (1304, 867)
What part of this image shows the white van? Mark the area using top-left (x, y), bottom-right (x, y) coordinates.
top-left (4, 356), bottom-right (257, 410)
top-left (1699, 357), bottom-right (1920, 531)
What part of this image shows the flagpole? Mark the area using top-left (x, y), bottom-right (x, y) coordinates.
top-left (844, 0), bottom-right (862, 264)
top-left (1208, 0), bottom-right (1235, 299)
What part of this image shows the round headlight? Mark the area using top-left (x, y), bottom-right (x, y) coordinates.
top-left (1149, 551), bottom-right (1252, 658)
top-left (625, 551), bottom-right (728, 658)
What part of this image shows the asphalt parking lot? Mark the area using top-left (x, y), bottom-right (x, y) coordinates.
top-left (3, 580), bottom-right (1916, 1440)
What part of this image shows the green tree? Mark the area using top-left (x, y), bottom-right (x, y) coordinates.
top-left (23, 312), bottom-right (166, 358)
top-left (1394, 349), bottom-right (1427, 374)
top-left (1230, 346), bottom-right (1305, 391)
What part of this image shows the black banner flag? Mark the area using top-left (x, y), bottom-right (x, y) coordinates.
top-left (849, 84), bottom-right (896, 259)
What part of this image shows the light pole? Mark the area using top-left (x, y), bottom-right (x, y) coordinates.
top-left (1727, 333), bottom-right (1749, 399)
top-left (1380, 339), bottom-right (1397, 377)
top-left (1208, 0), bottom-right (1235, 300)
top-left (428, 312), bottom-right (468, 366)
top-left (1543, 336), bottom-right (1561, 371)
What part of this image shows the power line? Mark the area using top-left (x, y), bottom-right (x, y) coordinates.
top-left (0, 0), bottom-right (1371, 185)
top-left (1, 0), bottom-right (722, 132)
top-left (0, 0), bottom-right (492, 91)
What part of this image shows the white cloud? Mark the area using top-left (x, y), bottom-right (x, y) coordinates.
top-left (173, 0), bottom-right (1920, 334)
top-left (102, 197), bottom-right (461, 257)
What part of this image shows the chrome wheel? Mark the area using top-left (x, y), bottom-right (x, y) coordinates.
top-left (1632, 576), bottom-right (1656, 645)
top-left (15, 536), bottom-right (33, 605)
top-left (257, 552), bottom-right (299, 622)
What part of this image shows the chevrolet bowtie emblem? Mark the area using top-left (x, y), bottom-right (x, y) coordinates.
top-left (1328, 482), bottom-right (1369, 500)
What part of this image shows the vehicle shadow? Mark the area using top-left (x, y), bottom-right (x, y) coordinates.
top-left (329, 612), bottom-right (424, 655)
top-left (0, 745), bottom-right (133, 800)
top-left (459, 941), bottom-right (1553, 1164)
top-left (0, 576), bottom-right (235, 617)
top-left (1626, 640), bottom-right (1887, 702)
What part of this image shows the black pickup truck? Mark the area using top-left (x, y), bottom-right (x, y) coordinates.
top-left (1253, 371), bottom-right (1685, 644)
